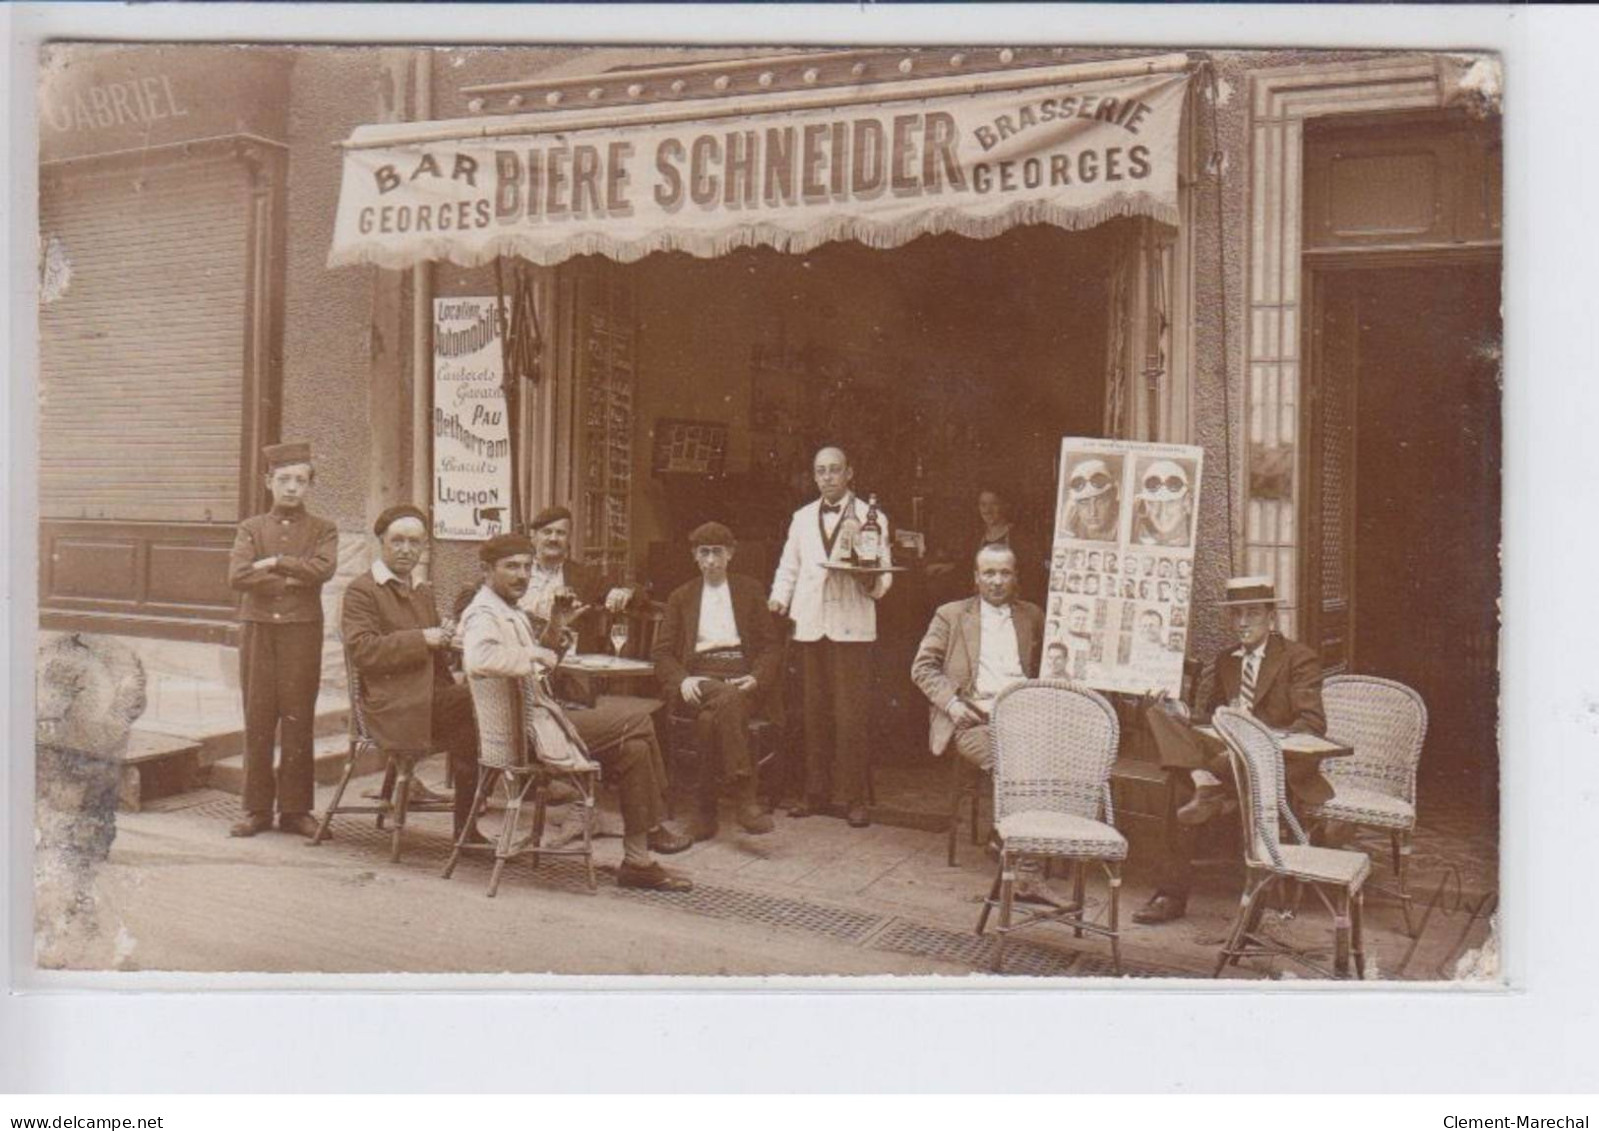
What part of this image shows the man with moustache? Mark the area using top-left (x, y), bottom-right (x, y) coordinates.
top-left (912, 545), bottom-right (1062, 904)
top-left (518, 504), bottom-right (639, 655)
top-left (462, 533), bottom-right (691, 890)
top-left (769, 446), bottom-right (892, 828)
top-left (653, 522), bottom-right (783, 842)
top-left (340, 505), bottom-right (483, 843)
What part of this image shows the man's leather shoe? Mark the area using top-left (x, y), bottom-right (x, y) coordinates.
top-left (737, 804), bottom-right (775, 835)
top-left (455, 825), bottom-right (492, 847)
top-left (279, 813), bottom-right (322, 839)
top-left (1014, 881), bottom-right (1071, 908)
top-left (788, 797), bottom-right (825, 818)
top-left (1176, 784), bottom-right (1228, 826)
top-left (684, 815), bottom-right (720, 843)
top-left (229, 813), bottom-right (273, 838)
top-left (1131, 893), bottom-right (1188, 925)
top-left (543, 779), bottom-right (581, 806)
top-left (846, 805), bottom-right (871, 829)
top-left (409, 779), bottom-right (453, 804)
top-left (647, 826), bottom-right (693, 855)
top-left (616, 860), bottom-right (693, 892)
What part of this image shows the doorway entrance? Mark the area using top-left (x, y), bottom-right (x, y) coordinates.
top-left (615, 220), bottom-right (1133, 817)
top-left (1305, 259), bottom-right (1502, 809)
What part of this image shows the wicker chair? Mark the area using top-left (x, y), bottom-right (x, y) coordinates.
top-left (974, 681), bottom-right (1127, 974)
top-left (1211, 707), bottom-right (1371, 979)
top-left (311, 649), bottom-right (453, 862)
top-left (441, 672), bottom-right (600, 896)
top-left (1310, 674), bottom-right (1428, 936)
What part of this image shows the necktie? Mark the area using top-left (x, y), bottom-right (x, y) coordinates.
top-left (821, 503), bottom-right (841, 515)
top-left (1240, 652), bottom-right (1259, 713)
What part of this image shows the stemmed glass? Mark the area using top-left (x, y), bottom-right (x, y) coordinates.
top-left (609, 619), bottom-right (630, 663)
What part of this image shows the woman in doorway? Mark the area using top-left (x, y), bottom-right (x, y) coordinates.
top-left (927, 487), bottom-right (1046, 606)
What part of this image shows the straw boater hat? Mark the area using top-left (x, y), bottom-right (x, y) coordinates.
top-left (1217, 575), bottom-right (1280, 606)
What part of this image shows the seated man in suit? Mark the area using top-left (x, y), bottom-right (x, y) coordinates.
top-left (912, 545), bottom-right (1062, 904)
top-left (652, 522), bottom-right (783, 842)
top-left (341, 505), bottom-right (483, 843)
top-left (1132, 575), bottom-right (1328, 925)
top-left (461, 532), bottom-right (691, 892)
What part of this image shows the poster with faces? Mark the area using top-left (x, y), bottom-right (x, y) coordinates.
top-left (1047, 438), bottom-right (1203, 698)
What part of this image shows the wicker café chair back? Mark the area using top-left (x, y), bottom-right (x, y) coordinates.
top-left (345, 650), bottom-right (377, 750)
top-left (1321, 675), bottom-right (1428, 809)
top-left (466, 672), bottom-right (530, 770)
top-left (1211, 707), bottom-right (1296, 871)
top-left (991, 680), bottom-right (1120, 827)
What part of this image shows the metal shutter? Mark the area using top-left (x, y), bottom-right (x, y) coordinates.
top-left (40, 155), bottom-right (249, 523)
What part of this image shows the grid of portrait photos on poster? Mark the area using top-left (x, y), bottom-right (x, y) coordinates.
top-left (1046, 438), bottom-right (1204, 699)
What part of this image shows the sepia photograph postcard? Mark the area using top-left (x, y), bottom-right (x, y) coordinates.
top-left (23, 25), bottom-right (1509, 987)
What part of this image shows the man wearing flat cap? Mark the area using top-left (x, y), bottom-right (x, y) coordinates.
top-left (1133, 575), bottom-right (1328, 925)
top-left (652, 522), bottom-right (783, 841)
top-left (340, 504), bottom-right (484, 842)
top-left (227, 442), bottom-right (339, 839)
top-left (462, 533), bottom-right (693, 891)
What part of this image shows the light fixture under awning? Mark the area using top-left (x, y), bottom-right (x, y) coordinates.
top-left (328, 56), bottom-right (1190, 270)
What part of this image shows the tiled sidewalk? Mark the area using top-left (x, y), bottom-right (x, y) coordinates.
top-left (127, 756), bottom-right (1498, 981)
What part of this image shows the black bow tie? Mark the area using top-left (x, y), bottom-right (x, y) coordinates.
top-left (821, 503), bottom-right (842, 515)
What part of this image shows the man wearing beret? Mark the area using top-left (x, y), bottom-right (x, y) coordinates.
top-left (652, 522), bottom-right (782, 841)
top-left (462, 533), bottom-right (692, 891)
top-left (227, 442), bottom-right (339, 839)
top-left (519, 504), bottom-right (639, 654)
top-left (340, 505), bottom-right (485, 843)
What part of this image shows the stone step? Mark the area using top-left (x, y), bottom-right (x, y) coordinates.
top-left (115, 730), bottom-right (206, 812)
top-left (134, 699), bottom-right (351, 768)
top-left (204, 732), bottom-right (397, 795)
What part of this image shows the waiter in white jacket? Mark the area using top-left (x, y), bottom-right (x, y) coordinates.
top-left (769, 446), bottom-right (892, 828)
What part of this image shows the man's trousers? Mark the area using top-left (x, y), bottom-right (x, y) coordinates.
top-left (239, 620), bottom-right (323, 818)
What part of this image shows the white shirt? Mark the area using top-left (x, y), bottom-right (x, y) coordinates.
top-left (695, 580), bottom-right (742, 653)
top-left (974, 599), bottom-right (1027, 701)
top-left (370, 559), bottom-right (423, 589)
top-left (519, 561), bottom-right (566, 622)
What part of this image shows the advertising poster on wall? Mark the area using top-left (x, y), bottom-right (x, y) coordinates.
top-left (432, 296), bottom-right (511, 540)
top-left (1047, 437), bottom-right (1203, 698)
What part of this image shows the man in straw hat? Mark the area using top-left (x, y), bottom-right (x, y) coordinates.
top-left (227, 442), bottom-right (339, 839)
top-left (652, 521), bottom-right (784, 842)
top-left (461, 533), bottom-right (692, 891)
top-left (1132, 575), bottom-right (1328, 926)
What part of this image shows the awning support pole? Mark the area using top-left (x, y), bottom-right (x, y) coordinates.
top-left (494, 254), bottom-right (525, 534)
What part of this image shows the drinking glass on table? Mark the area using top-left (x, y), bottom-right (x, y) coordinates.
top-left (609, 619), bottom-right (630, 661)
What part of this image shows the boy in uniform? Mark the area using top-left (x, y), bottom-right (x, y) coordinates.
top-left (227, 442), bottom-right (339, 838)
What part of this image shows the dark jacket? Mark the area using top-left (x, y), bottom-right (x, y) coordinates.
top-left (229, 507), bottom-right (339, 623)
top-left (652, 573), bottom-right (784, 718)
top-left (1204, 631), bottom-right (1326, 736)
top-left (340, 571), bottom-right (452, 749)
top-left (560, 558), bottom-right (639, 655)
